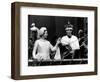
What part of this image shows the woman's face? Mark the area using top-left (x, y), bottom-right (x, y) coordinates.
top-left (43, 30), bottom-right (48, 38)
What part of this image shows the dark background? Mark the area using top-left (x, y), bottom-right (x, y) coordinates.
top-left (28, 15), bottom-right (88, 44)
top-left (28, 15), bottom-right (88, 66)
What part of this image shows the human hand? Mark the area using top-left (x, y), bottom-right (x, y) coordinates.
top-left (70, 50), bottom-right (74, 54)
top-left (56, 37), bottom-right (61, 45)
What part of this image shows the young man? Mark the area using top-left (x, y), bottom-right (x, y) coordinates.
top-left (61, 21), bottom-right (80, 59)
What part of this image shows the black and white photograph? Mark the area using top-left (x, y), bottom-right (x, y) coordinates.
top-left (28, 15), bottom-right (88, 66)
top-left (11, 2), bottom-right (97, 79)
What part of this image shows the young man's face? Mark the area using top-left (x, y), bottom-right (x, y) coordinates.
top-left (65, 28), bottom-right (73, 37)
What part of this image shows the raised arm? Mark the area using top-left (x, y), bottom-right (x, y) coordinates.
top-left (50, 38), bottom-right (61, 51)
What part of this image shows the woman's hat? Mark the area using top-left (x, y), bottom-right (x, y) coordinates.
top-left (39, 27), bottom-right (47, 36)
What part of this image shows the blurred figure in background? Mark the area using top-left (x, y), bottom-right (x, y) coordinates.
top-left (78, 29), bottom-right (88, 58)
top-left (28, 23), bottom-right (39, 60)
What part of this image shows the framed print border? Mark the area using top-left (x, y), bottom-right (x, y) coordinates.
top-left (11, 2), bottom-right (98, 80)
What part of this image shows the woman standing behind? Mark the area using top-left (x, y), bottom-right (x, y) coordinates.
top-left (32, 27), bottom-right (60, 60)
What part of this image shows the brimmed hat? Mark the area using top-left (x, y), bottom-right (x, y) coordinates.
top-left (30, 26), bottom-right (39, 31)
top-left (31, 23), bottom-right (35, 26)
top-left (30, 23), bottom-right (39, 31)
